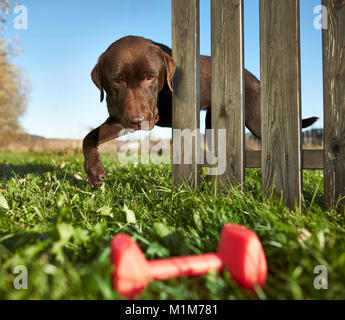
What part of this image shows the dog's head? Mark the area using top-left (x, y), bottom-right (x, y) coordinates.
top-left (91, 36), bottom-right (176, 130)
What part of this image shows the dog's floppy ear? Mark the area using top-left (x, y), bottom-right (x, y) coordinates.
top-left (162, 51), bottom-right (176, 92)
top-left (91, 54), bottom-right (105, 102)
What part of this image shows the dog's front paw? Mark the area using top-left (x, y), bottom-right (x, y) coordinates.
top-left (84, 155), bottom-right (105, 187)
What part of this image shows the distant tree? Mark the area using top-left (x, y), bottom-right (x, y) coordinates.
top-left (0, 0), bottom-right (17, 28)
top-left (0, 0), bottom-right (28, 147)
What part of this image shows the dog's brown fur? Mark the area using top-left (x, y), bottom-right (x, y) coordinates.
top-left (83, 35), bottom-right (318, 187)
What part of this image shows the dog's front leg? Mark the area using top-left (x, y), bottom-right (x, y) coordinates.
top-left (83, 118), bottom-right (124, 187)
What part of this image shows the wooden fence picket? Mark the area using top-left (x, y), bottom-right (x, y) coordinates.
top-left (171, 0), bottom-right (342, 212)
top-left (211, 0), bottom-right (245, 187)
top-left (172, 0), bottom-right (200, 187)
top-left (322, 0), bottom-right (345, 209)
top-left (259, 0), bottom-right (303, 210)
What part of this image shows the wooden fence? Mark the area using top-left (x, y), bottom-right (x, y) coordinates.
top-left (171, 0), bottom-right (345, 210)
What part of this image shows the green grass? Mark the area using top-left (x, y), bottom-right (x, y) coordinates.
top-left (0, 150), bottom-right (344, 300)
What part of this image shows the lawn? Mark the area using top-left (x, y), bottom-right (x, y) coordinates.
top-left (0, 150), bottom-right (344, 300)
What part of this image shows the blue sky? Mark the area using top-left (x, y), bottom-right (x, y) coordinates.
top-left (2, 0), bottom-right (323, 140)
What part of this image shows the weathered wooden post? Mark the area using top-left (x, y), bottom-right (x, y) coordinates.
top-left (259, 0), bottom-right (303, 210)
top-left (211, 0), bottom-right (245, 187)
top-left (322, 0), bottom-right (345, 210)
top-left (172, 0), bottom-right (200, 187)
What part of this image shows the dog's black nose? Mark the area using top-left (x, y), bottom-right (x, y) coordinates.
top-left (131, 116), bottom-right (145, 124)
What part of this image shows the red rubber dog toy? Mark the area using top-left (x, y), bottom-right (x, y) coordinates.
top-left (111, 223), bottom-right (267, 298)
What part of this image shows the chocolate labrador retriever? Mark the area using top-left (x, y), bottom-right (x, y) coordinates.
top-left (83, 35), bottom-right (317, 187)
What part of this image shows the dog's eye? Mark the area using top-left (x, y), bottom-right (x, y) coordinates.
top-left (145, 75), bottom-right (155, 81)
top-left (114, 79), bottom-right (124, 85)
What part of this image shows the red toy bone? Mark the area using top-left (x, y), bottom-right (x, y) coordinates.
top-left (111, 223), bottom-right (267, 298)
